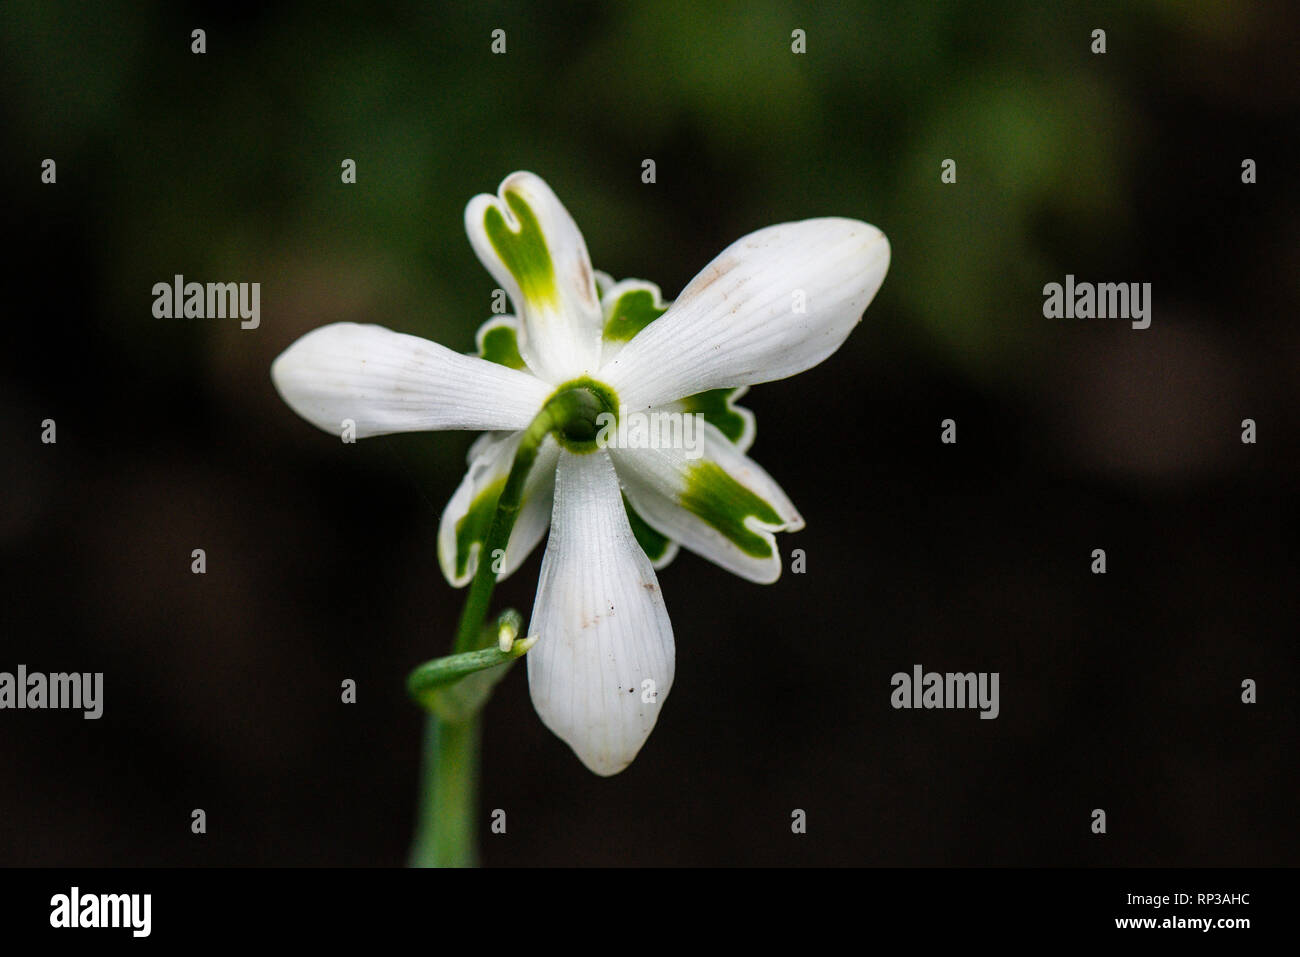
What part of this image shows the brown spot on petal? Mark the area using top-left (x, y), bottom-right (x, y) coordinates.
top-left (683, 257), bottom-right (734, 300)
top-left (576, 258), bottom-right (595, 304)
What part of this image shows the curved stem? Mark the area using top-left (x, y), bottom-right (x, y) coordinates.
top-left (411, 420), bottom-right (539, 867)
top-left (452, 407), bottom-right (557, 654)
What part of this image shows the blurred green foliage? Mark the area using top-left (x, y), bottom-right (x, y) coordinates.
top-left (0, 0), bottom-right (1267, 447)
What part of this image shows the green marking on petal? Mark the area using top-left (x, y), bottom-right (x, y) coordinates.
top-left (454, 476), bottom-right (506, 580)
top-left (680, 462), bottom-right (782, 559)
top-left (603, 287), bottom-right (667, 342)
top-left (479, 323), bottom-right (526, 369)
top-left (623, 494), bottom-right (673, 563)
top-left (485, 190), bottom-right (557, 307)
top-left (679, 388), bottom-right (747, 444)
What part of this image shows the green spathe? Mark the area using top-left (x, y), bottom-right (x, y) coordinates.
top-left (680, 462), bottom-right (782, 559)
top-left (408, 611), bottom-right (533, 723)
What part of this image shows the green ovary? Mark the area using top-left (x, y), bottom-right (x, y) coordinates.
top-left (680, 462), bottom-right (782, 558)
top-left (547, 376), bottom-right (619, 454)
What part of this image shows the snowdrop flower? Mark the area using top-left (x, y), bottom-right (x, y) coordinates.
top-left (272, 172), bottom-right (889, 775)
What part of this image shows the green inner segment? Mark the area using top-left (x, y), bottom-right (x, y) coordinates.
top-left (680, 461), bottom-right (782, 559)
top-left (602, 287), bottom-right (666, 342)
top-left (622, 495), bottom-right (672, 563)
top-left (484, 190), bottom-right (557, 307)
top-left (454, 477), bottom-right (506, 580)
top-left (479, 323), bottom-right (526, 369)
top-left (679, 388), bottom-right (747, 444)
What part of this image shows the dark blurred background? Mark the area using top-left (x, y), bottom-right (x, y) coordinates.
top-left (1, 0), bottom-right (1297, 866)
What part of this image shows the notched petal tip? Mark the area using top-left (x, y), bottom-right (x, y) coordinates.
top-left (464, 172), bottom-right (604, 383)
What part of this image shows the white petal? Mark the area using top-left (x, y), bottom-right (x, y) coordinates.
top-left (527, 450), bottom-right (675, 776)
top-left (465, 172), bottom-right (603, 383)
top-left (437, 432), bottom-right (560, 587)
top-left (600, 218), bottom-right (890, 408)
top-left (271, 323), bottom-right (552, 438)
top-left (611, 421), bottom-right (802, 584)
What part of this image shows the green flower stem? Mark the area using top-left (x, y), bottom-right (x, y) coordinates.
top-left (409, 383), bottom-right (605, 868)
top-left (410, 712), bottom-right (480, 868)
